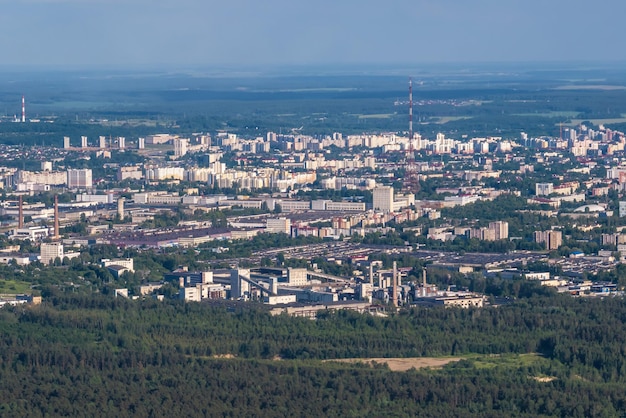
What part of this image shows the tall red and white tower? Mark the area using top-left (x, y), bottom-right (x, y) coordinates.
top-left (402, 77), bottom-right (420, 194)
top-left (409, 78), bottom-right (413, 140)
top-left (21, 96), bottom-right (25, 123)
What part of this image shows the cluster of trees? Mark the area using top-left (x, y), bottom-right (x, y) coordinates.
top-left (0, 293), bottom-right (625, 415)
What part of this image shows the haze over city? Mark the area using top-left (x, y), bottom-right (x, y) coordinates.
top-left (1, 0), bottom-right (625, 69)
top-left (3, 0), bottom-right (626, 415)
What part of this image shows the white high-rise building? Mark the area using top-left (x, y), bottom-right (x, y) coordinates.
top-left (489, 221), bottom-right (509, 240)
top-left (138, 137), bottom-right (145, 149)
top-left (40, 242), bottom-right (63, 265)
top-left (67, 169), bottom-right (93, 189)
top-left (536, 183), bottom-right (554, 196)
top-left (99, 136), bottom-right (107, 149)
top-left (118, 137), bottom-right (126, 149)
top-left (63, 137), bottom-right (71, 149)
top-left (174, 138), bottom-right (189, 158)
top-left (81, 136), bottom-right (88, 148)
top-left (373, 186), bottom-right (394, 213)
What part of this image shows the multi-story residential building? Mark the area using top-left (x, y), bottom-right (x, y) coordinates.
top-left (40, 242), bottom-right (63, 265)
top-left (373, 186), bottom-right (394, 213)
top-left (535, 183), bottom-right (554, 196)
top-left (489, 221), bottom-right (509, 240)
top-left (535, 230), bottom-right (563, 250)
top-left (67, 169), bottom-right (93, 189)
top-left (266, 218), bottom-right (291, 234)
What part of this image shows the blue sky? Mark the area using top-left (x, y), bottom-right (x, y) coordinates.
top-left (0, 0), bottom-right (624, 69)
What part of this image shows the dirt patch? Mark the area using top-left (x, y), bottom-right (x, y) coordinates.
top-left (532, 376), bottom-right (557, 383)
top-left (324, 357), bottom-right (462, 372)
top-left (212, 354), bottom-right (236, 359)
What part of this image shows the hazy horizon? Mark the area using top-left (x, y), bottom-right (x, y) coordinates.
top-left (1, 0), bottom-right (624, 70)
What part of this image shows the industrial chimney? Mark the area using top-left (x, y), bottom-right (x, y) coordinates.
top-left (392, 261), bottom-right (398, 307)
top-left (117, 197), bottom-right (125, 221)
top-left (53, 195), bottom-right (59, 240)
top-left (18, 196), bottom-right (23, 228)
top-left (21, 96), bottom-right (25, 123)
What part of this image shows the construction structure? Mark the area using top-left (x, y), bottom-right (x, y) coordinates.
top-left (21, 95), bottom-right (25, 123)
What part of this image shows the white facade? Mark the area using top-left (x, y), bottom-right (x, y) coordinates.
top-left (287, 268), bottom-right (308, 286)
top-left (41, 242), bottom-right (63, 265)
top-left (266, 218), bottom-right (291, 234)
top-left (102, 258), bottom-right (134, 272)
top-left (174, 138), bottom-right (189, 157)
top-left (373, 186), bottom-right (394, 212)
top-left (536, 183), bottom-right (554, 196)
top-left (16, 171), bottom-right (66, 186)
top-left (77, 193), bottom-right (115, 204)
top-left (325, 202), bottom-right (366, 211)
top-left (13, 226), bottom-right (49, 241)
top-left (145, 167), bottom-right (185, 181)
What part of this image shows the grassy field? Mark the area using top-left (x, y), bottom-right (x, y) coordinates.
top-left (567, 116), bottom-right (626, 126)
top-left (0, 279), bottom-right (31, 294)
top-left (466, 353), bottom-right (548, 369)
top-left (356, 113), bottom-right (394, 119)
top-left (553, 85), bottom-right (626, 91)
top-left (421, 116), bottom-right (473, 124)
top-left (515, 111), bottom-right (579, 118)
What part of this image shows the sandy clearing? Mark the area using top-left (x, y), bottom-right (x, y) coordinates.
top-left (324, 357), bottom-right (463, 372)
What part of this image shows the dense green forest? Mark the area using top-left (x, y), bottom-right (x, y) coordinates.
top-left (0, 294), bottom-right (625, 416)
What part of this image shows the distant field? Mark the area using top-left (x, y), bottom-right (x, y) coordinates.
top-left (515, 111), bottom-right (579, 118)
top-left (566, 116), bottom-right (626, 126)
top-left (356, 113), bottom-right (393, 119)
top-left (324, 353), bottom-right (548, 372)
top-left (421, 116), bottom-right (473, 124)
top-left (553, 85), bottom-right (626, 90)
top-left (97, 119), bottom-right (159, 127)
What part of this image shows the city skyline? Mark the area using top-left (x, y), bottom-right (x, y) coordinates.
top-left (0, 0), bottom-right (624, 69)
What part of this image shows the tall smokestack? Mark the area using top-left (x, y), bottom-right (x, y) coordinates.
top-left (422, 268), bottom-right (427, 297)
top-left (54, 195), bottom-right (59, 240)
top-left (117, 197), bottom-right (125, 221)
top-left (392, 261), bottom-right (398, 307)
top-left (21, 95), bottom-right (25, 123)
top-left (408, 78), bottom-right (413, 140)
top-left (18, 196), bottom-right (23, 228)
top-left (369, 263), bottom-right (373, 286)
